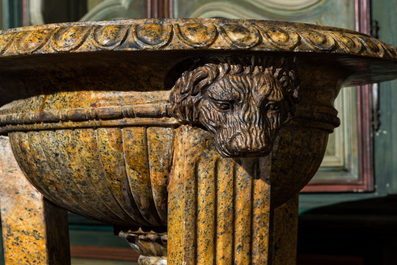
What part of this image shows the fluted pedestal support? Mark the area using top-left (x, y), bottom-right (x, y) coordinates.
top-left (168, 125), bottom-right (297, 265)
top-left (0, 136), bottom-right (70, 265)
top-left (270, 195), bottom-right (299, 265)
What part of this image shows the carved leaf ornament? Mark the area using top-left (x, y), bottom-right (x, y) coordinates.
top-left (0, 19), bottom-right (394, 58)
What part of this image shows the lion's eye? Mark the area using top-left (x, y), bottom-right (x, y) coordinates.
top-left (265, 102), bottom-right (280, 111)
top-left (214, 101), bottom-right (232, 111)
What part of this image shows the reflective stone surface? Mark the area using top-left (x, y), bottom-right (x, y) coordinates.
top-left (1, 18), bottom-right (397, 264)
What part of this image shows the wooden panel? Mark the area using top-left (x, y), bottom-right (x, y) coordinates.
top-left (302, 0), bottom-right (373, 192)
top-left (373, 0), bottom-right (397, 196)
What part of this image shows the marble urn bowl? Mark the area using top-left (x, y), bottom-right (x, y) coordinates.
top-left (1, 18), bottom-right (397, 264)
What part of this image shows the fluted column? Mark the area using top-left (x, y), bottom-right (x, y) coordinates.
top-left (169, 125), bottom-right (276, 264)
top-left (0, 136), bottom-right (70, 265)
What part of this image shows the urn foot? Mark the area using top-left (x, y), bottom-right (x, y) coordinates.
top-left (138, 256), bottom-right (167, 265)
top-left (116, 226), bottom-right (167, 264)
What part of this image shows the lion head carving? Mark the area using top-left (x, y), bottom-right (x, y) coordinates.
top-left (170, 57), bottom-right (300, 157)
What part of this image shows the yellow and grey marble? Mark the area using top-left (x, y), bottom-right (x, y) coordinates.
top-left (1, 18), bottom-right (397, 265)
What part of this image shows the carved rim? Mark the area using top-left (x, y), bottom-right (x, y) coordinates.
top-left (0, 103), bottom-right (339, 133)
top-left (0, 18), bottom-right (395, 61)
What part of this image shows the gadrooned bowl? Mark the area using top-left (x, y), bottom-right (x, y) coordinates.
top-left (1, 18), bottom-right (397, 227)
